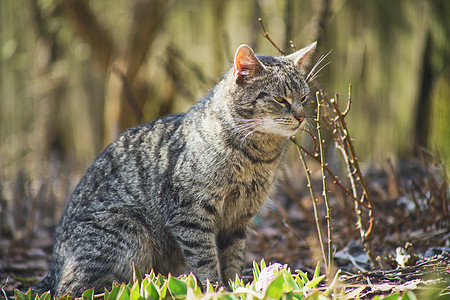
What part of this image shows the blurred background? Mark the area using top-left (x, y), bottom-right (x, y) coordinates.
top-left (1, 0), bottom-right (449, 179)
top-left (0, 0), bottom-right (449, 292)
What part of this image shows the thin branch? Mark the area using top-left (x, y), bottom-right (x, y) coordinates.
top-left (298, 144), bottom-right (371, 209)
top-left (342, 84), bottom-right (352, 117)
top-left (329, 96), bottom-right (375, 238)
top-left (291, 136), bottom-right (327, 274)
top-left (258, 18), bottom-right (286, 55)
top-left (315, 91), bottom-right (334, 276)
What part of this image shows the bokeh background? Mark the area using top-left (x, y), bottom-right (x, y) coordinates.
top-left (1, 0), bottom-right (449, 176)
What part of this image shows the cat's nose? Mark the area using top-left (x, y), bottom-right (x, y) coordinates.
top-left (293, 109), bottom-right (305, 123)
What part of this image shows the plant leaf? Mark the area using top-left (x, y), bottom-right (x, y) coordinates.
top-left (106, 284), bottom-right (120, 300)
top-left (313, 262), bottom-right (321, 280)
top-left (132, 263), bottom-right (143, 287)
top-left (234, 287), bottom-right (263, 299)
top-left (57, 292), bottom-right (72, 300)
top-left (38, 291), bottom-right (51, 300)
top-left (116, 284), bottom-right (131, 300)
top-left (283, 270), bottom-right (298, 292)
top-left (129, 289), bottom-right (143, 300)
top-left (15, 289), bottom-right (30, 300)
top-left (260, 259), bottom-right (267, 270)
top-left (305, 275), bottom-right (325, 289)
top-left (168, 275), bottom-right (187, 298)
top-left (264, 272), bottom-right (285, 299)
top-left (81, 288), bottom-right (94, 300)
top-left (143, 281), bottom-right (160, 300)
top-left (159, 281), bottom-right (167, 298)
top-left (206, 278), bottom-right (215, 293)
top-left (253, 260), bottom-right (261, 281)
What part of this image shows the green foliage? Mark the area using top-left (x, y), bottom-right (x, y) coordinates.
top-left (13, 260), bottom-right (422, 300)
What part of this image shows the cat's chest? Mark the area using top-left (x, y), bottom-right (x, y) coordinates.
top-left (215, 160), bottom-right (279, 224)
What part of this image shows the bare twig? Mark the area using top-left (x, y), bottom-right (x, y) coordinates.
top-left (291, 136), bottom-right (327, 274)
top-left (329, 96), bottom-right (375, 238)
top-left (297, 136), bottom-right (371, 209)
top-left (258, 18), bottom-right (286, 55)
top-left (341, 84), bottom-right (352, 117)
top-left (315, 91), bottom-right (334, 277)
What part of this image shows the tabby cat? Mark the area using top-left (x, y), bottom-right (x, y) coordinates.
top-left (32, 41), bottom-right (317, 296)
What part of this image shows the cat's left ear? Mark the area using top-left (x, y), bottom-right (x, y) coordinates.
top-left (233, 44), bottom-right (264, 82)
top-left (286, 41), bottom-right (317, 70)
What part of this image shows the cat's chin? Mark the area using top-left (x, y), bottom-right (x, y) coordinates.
top-left (279, 123), bottom-right (304, 138)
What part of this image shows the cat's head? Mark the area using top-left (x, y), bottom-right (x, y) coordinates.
top-left (226, 42), bottom-right (317, 139)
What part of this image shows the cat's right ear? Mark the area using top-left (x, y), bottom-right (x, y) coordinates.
top-left (233, 44), bottom-right (263, 83)
top-left (286, 41), bottom-right (317, 70)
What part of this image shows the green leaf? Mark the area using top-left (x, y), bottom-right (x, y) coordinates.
top-left (186, 273), bottom-right (199, 291)
top-left (146, 270), bottom-right (155, 282)
top-left (234, 287), bottom-right (263, 299)
top-left (293, 272), bottom-right (306, 289)
top-left (81, 288), bottom-right (94, 300)
top-left (129, 289), bottom-right (143, 300)
top-left (260, 259), bottom-right (267, 270)
top-left (57, 292), bottom-right (72, 300)
top-left (253, 260), bottom-right (261, 281)
top-left (305, 275), bottom-right (325, 289)
top-left (313, 262), bottom-right (321, 280)
top-left (264, 272), bottom-right (285, 299)
top-left (168, 274), bottom-right (187, 297)
top-left (104, 289), bottom-right (110, 300)
top-left (132, 262), bottom-right (143, 288)
top-left (156, 274), bottom-right (166, 288)
top-left (116, 284), bottom-right (131, 300)
top-left (297, 270), bottom-right (309, 284)
top-left (143, 281), bottom-right (160, 300)
top-left (402, 291), bottom-right (417, 300)
top-left (283, 270), bottom-right (298, 291)
top-left (106, 284), bottom-right (120, 300)
top-left (205, 278), bottom-right (215, 293)
top-left (379, 292), bottom-right (401, 300)
top-left (14, 289), bottom-right (30, 300)
top-left (159, 281), bottom-right (167, 298)
top-left (131, 279), bottom-right (140, 295)
top-left (38, 291), bottom-right (51, 300)
top-left (218, 294), bottom-right (240, 300)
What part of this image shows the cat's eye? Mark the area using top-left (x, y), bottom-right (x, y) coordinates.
top-left (273, 96), bottom-right (290, 107)
top-left (300, 95), bottom-right (307, 103)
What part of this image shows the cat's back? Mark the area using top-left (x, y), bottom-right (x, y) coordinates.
top-left (61, 112), bottom-right (190, 217)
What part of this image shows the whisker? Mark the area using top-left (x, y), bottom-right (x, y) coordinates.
top-left (240, 126), bottom-right (260, 147)
top-left (308, 61), bottom-right (331, 83)
top-left (224, 119), bottom-right (262, 132)
top-left (306, 49), bottom-right (332, 82)
top-left (226, 122), bottom-right (259, 132)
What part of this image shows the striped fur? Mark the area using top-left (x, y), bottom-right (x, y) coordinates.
top-left (32, 42), bottom-right (316, 296)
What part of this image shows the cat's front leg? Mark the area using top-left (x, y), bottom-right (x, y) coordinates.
top-left (217, 226), bottom-right (248, 286)
top-left (167, 214), bottom-right (223, 286)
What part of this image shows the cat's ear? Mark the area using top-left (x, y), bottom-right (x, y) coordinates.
top-left (286, 41), bottom-right (317, 70)
top-left (233, 44), bottom-right (264, 82)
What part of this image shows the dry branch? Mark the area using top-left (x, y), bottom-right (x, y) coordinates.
top-left (258, 18), bottom-right (286, 55)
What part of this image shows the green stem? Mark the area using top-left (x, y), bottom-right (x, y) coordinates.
top-left (291, 136), bottom-right (327, 275)
top-left (315, 91), bottom-right (333, 276)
